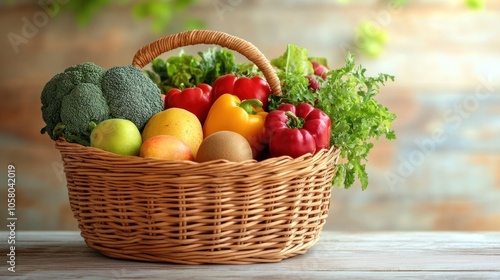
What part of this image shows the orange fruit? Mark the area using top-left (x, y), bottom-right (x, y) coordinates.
top-left (142, 108), bottom-right (203, 157)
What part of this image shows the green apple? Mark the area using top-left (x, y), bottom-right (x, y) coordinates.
top-left (90, 119), bottom-right (142, 156)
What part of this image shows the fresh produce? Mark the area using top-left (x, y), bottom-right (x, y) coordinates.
top-left (90, 118), bottom-right (143, 156)
top-left (302, 61), bottom-right (329, 92)
top-left (41, 62), bottom-right (163, 146)
top-left (41, 39), bottom-right (395, 191)
top-left (140, 135), bottom-right (193, 161)
top-left (306, 75), bottom-right (321, 92)
top-left (311, 61), bottom-right (328, 79)
top-left (196, 131), bottom-right (253, 163)
top-left (101, 66), bottom-right (164, 130)
top-left (164, 83), bottom-right (213, 124)
top-left (59, 83), bottom-right (110, 142)
top-left (41, 62), bottom-right (106, 143)
top-left (265, 103), bottom-right (331, 158)
top-left (145, 47), bottom-right (261, 93)
top-left (203, 94), bottom-right (267, 159)
top-left (141, 108), bottom-right (203, 157)
top-left (271, 44), bottom-right (314, 76)
top-left (211, 74), bottom-right (272, 110)
top-left (269, 44), bottom-right (396, 190)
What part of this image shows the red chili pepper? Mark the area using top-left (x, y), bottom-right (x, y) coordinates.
top-left (212, 74), bottom-right (271, 110)
top-left (264, 103), bottom-right (331, 158)
top-left (165, 83), bottom-right (213, 124)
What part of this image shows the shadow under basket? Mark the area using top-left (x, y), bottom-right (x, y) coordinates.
top-left (56, 139), bottom-right (340, 264)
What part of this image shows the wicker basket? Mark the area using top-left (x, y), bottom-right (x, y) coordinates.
top-left (56, 30), bottom-right (341, 265)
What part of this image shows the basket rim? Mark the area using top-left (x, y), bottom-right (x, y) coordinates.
top-left (55, 138), bottom-right (340, 168)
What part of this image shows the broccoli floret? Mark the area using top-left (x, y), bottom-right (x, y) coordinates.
top-left (40, 63), bottom-right (163, 146)
top-left (41, 62), bottom-right (106, 140)
top-left (101, 65), bottom-right (163, 131)
top-left (40, 72), bottom-right (76, 138)
top-left (58, 83), bottom-right (110, 145)
top-left (64, 62), bottom-right (107, 85)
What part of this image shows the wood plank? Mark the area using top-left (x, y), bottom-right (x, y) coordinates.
top-left (2, 231), bottom-right (499, 279)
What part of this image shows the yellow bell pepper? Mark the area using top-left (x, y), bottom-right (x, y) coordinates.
top-left (203, 93), bottom-right (268, 159)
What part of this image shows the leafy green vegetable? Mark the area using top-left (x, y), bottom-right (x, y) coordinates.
top-left (269, 46), bottom-right (396, 190)
top-left (146, 50), bottom-right (201, 92)
top-left (145, 47), bottom-right (262, 92)
top-left (271, 44), bottom-right (313, 77)
top-left (167, 51), bottom-right (202, 89)
top-left (198, 48), bottom-right (237, 85)
top-left (236, 63), bottom-right (261, 77)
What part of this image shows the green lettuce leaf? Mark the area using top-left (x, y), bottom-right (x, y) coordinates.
top-left (198, 48), bottom-right (237, 85)
top-left (148, 47), bottom-right (248, 91)
top-left (271, 44), bottom-right (314, 76)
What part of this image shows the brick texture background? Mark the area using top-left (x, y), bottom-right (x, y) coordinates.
top-left (0, 0), bottom-right (499, 231)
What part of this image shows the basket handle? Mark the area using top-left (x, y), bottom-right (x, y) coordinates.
top-left (132, 30), bottom-right (282, 96)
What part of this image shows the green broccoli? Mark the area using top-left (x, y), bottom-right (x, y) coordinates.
top-left (58, 83), bottom-right (110, 146)
top-left (64, 62), bottom-right (107, 84)
top-left (40, 62), bottom-right (163, 146)
top-left (41, 62), bottom-right (106, 139)
top-left (101, 65), bottom-right (163, 131)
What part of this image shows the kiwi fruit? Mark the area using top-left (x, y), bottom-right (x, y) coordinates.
top-left (196, 131), bottom-right (253, 162)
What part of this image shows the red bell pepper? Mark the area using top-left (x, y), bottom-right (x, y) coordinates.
top-left (212, 74), bottom-right (271, 110)
top-left (165, 83), bottom-right (213, 124)
top-left (264, 103), bottom-right (331, 158)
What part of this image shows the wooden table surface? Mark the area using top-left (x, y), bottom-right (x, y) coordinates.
top-left (2, 231), bottom-right (500, 279)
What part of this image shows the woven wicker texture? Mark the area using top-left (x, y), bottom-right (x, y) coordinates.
top-left (56, 30), bottom-right (341, 264)
top-left (57, 140), bottom-right (340, 264)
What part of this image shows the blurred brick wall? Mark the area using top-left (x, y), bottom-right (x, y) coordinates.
top-left (0, 0), bottom-right (499, 231)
